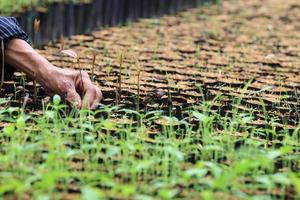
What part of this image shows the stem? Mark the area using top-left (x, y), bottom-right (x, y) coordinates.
top-left (77, 58), bottom-right (84, 90)
top-left (33, 79), bottom-right (37, 103)
top-left (167, 75), bottom-right (173, 116)
top-left (137, 69), bottom-right (140, 112)
top-left (32, 22), bottom-right (38, 104)
top-left (0, 40), bottom-right (4, 89)
top-left (91, 52), bottom-right (96, 81)
top-left (118, 62), bottom-right (122, 104)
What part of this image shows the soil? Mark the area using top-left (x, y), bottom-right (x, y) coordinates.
top-left (2, 0), bottom-right (300, 130)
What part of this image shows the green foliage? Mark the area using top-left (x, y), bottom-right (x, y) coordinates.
top-left (0, 0), bottom-right (91, 15)
top-left (0, 93), bottom-right (298, 199)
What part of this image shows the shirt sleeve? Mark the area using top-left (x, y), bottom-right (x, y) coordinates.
top-left (0, 16), bottom-right (31, 45)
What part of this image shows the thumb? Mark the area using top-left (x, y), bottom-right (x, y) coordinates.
top-left (65, 87), bottom-right (82, 109)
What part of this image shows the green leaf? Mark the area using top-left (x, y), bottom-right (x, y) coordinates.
top-left (289, 173), bottom-right (300, 195)
top-left (3, 124), bottom-right (15, 136)
top-left (81, 186), bottom-right (104, 200)
top-left (192, 111), bottom-right (208, 122)
top-left (272, 173), bottom-right (290, 185)
top-left (16, 116), bottom-right (26, 128)
top-left (159, 188), bottom-right (178, 200)
top-left (185, 168), bottom-right (208, 178)
top-left (266, 150), bottom-right (281, 160)
top-left (52, 94), bottom-right (61, 105)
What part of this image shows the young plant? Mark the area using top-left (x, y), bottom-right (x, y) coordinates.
top-left (61, 49), bottom-right (84, 88)
top-left (0, 40), bottom-right (4, 89)
top-left (136, 60), bottom-right (141, 113)
top-left (91, 49), bottom-right (97, 81)
top-left (59, 34), bottom-right (65, 67)
top-left (80, 48), bottom-right (98, 81)
top-left (166, 73), bottom-right (173, 116)
top-left (116, 50), bottom-right (126, 104)
top-left (32, 18), bottom-right (40, 103)
top-left (60, 34), bottom-right (65, 51)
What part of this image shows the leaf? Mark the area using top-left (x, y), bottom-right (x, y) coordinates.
top-left (3, 124), bottom-right (15, 136)
top-left (192, 111), bottom-right (208, 122)
top-left (33, 18), bottom-right (40, 33)
top-left (241, 116), bottom-right (253, 123)
top-left (266, 150), bottom-right (282, 160)
top-left (272, 173), bottom-right (291, 185)
top-left (16, 116), bottom-right (26, 128)
top-left (101, 120), bottom-right (115, 130)
top-left (159, 188), bottom-right (178, 199)
top-left (52, 94), bottom-right (61, 105)
top-left (289, 173), bottom-right (300, 195)
top-left (185, 168), bottom-right (208, 178)
top-left (36, 195), bottom-right (50, 200)
top-left (61, 49), bottom-right (78, 59)
top-left (121, 184), bottom-right (136, 196)
top-left (81, 186), bottom-right (104, 200)
top-left (255, 175), bottom-right (272, 187)
top-left (203, 145), bottom-right (224, 152)
top-left (256, 85), bottom-right (274, 94)
top-left (44, 111), bottom-right (55, 119)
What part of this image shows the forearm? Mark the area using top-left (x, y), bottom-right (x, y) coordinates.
top-left (0, 18), bottom-right (101, 108)
top-left (4, 38), bottom-right (55, 85)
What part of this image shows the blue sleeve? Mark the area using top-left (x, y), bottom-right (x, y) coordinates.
top-left (0, 16), bottom-right (31, 45)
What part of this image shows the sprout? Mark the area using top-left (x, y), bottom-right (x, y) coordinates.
top-left (53, 94), bottom-right (61, 106)
top-left (61, 49), bottom-right (78, 59)
top-left (33, 18), bottom-right (40, 104)
top-left (33, 18), bottom-right (40, 34)
top-left (0, 40), bottom-right (4, 90)
top-left (116, 50), bottom-right (126, 104)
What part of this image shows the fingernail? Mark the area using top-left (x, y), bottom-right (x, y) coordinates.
top-left (73, 101), bottom-right (80, 108)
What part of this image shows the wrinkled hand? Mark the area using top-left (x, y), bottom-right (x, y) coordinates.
top-left (4, 39), bottom-right (102, 109)
top-left (44, 68), bottom-right (102, 109)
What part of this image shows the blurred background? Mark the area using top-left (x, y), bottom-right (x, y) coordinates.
top-left (0, 0), bottom-right (217, 45)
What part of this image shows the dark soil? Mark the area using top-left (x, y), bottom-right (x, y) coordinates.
top-left (2, 0), bottom-right (300, 130)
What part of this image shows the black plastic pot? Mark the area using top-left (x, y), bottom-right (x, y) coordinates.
top-left (16, 0), bottom-right (209, 46)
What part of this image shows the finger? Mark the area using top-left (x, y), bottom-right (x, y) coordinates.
top-left (75, 71), bottom-right (102, 109)
top-left (65, 87), bottom-right (82, 109)
top-left (81, 91), bottom-right (92, 109)
top-left (90, 89), bottom-right (102, 109)
top-left (81, 86), bottom-right (102, 109)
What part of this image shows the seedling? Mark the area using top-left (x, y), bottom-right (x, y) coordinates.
top-left (80, 48), bottom-right (98, 81)
top-left (91, 50), bottom-right (97, 80)
top-left (32, 18), bottom-right (40, 104)
top-left (60, 34), bottom-right (65, 51)
top-left (0, 40), bottom-right (4, 89)
top-left (22, 93), bottom-right (29, 110)
top-left (166, 74), bottom-right (173, 116)
top-left (116, 49), bottom-right (126, 104)
top-left (136, 60), bottom-right (141, 113)
top-left (61, 49), bottom-right (84, 92)
top-left (59, 34), bottom-right (65, 67)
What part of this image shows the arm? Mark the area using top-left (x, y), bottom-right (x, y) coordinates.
top-left (4, 38), bottom-right (102, 109)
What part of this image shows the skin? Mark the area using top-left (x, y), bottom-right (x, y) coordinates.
top-left (4, 38), bottom-right (102, 109)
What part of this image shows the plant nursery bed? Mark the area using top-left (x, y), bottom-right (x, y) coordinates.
top-left (1, 0), bottom-right (300, 199)
top-left (31, 0), bottom-right (300, 130)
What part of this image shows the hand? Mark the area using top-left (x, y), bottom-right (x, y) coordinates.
top-left (45, 68), bottom-right (102, 109)
top-left (4, 39), bottom-right (102, 109)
